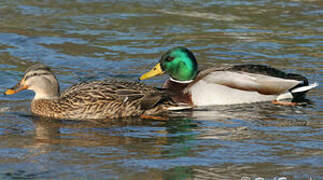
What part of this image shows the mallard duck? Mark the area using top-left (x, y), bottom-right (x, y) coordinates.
top-left (139, 47), bottom-right (318, 106)
top-left (4, 64), bottom-right (190, 120)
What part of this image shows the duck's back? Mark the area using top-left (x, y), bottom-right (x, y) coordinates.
top-left (228, 64), bottom-right (308, 84)
top-left (182, 64), bottom-right (314, 105)
top-left (32, 81), bottom-right (173, 120)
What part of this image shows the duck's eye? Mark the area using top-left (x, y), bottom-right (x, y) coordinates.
top-left (166, 56), bottom-right (175, 62)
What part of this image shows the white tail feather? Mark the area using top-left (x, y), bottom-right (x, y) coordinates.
top-left (291, 82), bottom-right (319, 93)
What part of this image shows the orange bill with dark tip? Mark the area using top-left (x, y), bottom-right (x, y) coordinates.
top-left (4, 84), bottom-right (28, 95)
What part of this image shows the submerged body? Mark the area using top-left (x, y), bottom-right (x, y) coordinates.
top-left (5, 64), bottom-right (189, 120)
top-left (140, 47), bottom-right (318, 106)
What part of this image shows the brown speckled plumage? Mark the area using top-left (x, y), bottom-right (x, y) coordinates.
top-left (6, 64), bottom-right (190, 121)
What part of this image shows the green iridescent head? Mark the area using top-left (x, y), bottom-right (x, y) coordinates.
top-left (139, 47), bottom-right (198, 82)
top-left (159, 47), bottom-right (198, 81)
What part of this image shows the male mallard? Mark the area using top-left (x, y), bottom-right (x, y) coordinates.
top-left (4, 64), bottom-right (190, 120)
top-left (139, 47), bottom-right (318, 106)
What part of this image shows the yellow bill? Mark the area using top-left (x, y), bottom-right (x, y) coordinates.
top-left (4, 84), bottom-right (28, 95)
top-left (139, 63), bottom-right (165, 80)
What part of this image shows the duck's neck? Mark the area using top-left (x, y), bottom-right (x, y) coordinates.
top-left (31, 90), bottom-right (60, 117)
top-left (33, 94), bottom-right (59, 100)
top-left (32, 87), bottom-right (60, 100)
top-left (31, 99), bottom-right (57, 118)
top-left (163, 79), bottom-right (193, 105)
top-left (169, 77), bottom-right (193, 84)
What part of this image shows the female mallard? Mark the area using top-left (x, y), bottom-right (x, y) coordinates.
top-left (4, 64), bottom-right (190, 120)
top-left (139, 47), bottom-right (318, 106)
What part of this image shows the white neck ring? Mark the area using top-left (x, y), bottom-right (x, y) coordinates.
top-left (170, 77), bottom-right (193, 84)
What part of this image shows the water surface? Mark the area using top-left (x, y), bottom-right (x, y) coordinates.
top-left (0, 0), bottom-right (322, 179)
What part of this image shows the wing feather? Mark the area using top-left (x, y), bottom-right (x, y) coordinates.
top-left (202, 71), bottom-right (301, 95)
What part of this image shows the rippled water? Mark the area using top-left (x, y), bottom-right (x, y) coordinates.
top-left (0, 0), bottom-right (322, 179)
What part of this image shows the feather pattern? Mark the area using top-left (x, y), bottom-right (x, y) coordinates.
top-left (168, 64), bottom-right (316, 105)
top-left (31, 80), bottom-right (185, 120)
top-left (140, 47), bottom-right (317, 106)
top-left (6, 64), bottom-right (191, 121)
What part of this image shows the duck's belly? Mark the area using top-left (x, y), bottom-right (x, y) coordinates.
top-left (189, 81), bottom-right (288, 106)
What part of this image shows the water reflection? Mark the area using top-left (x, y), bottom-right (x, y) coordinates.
top-left (0, 98), bottom-right (321, 179)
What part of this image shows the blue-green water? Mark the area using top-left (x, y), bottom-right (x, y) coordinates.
top-left (0, 0), bottom-right (322, 179)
